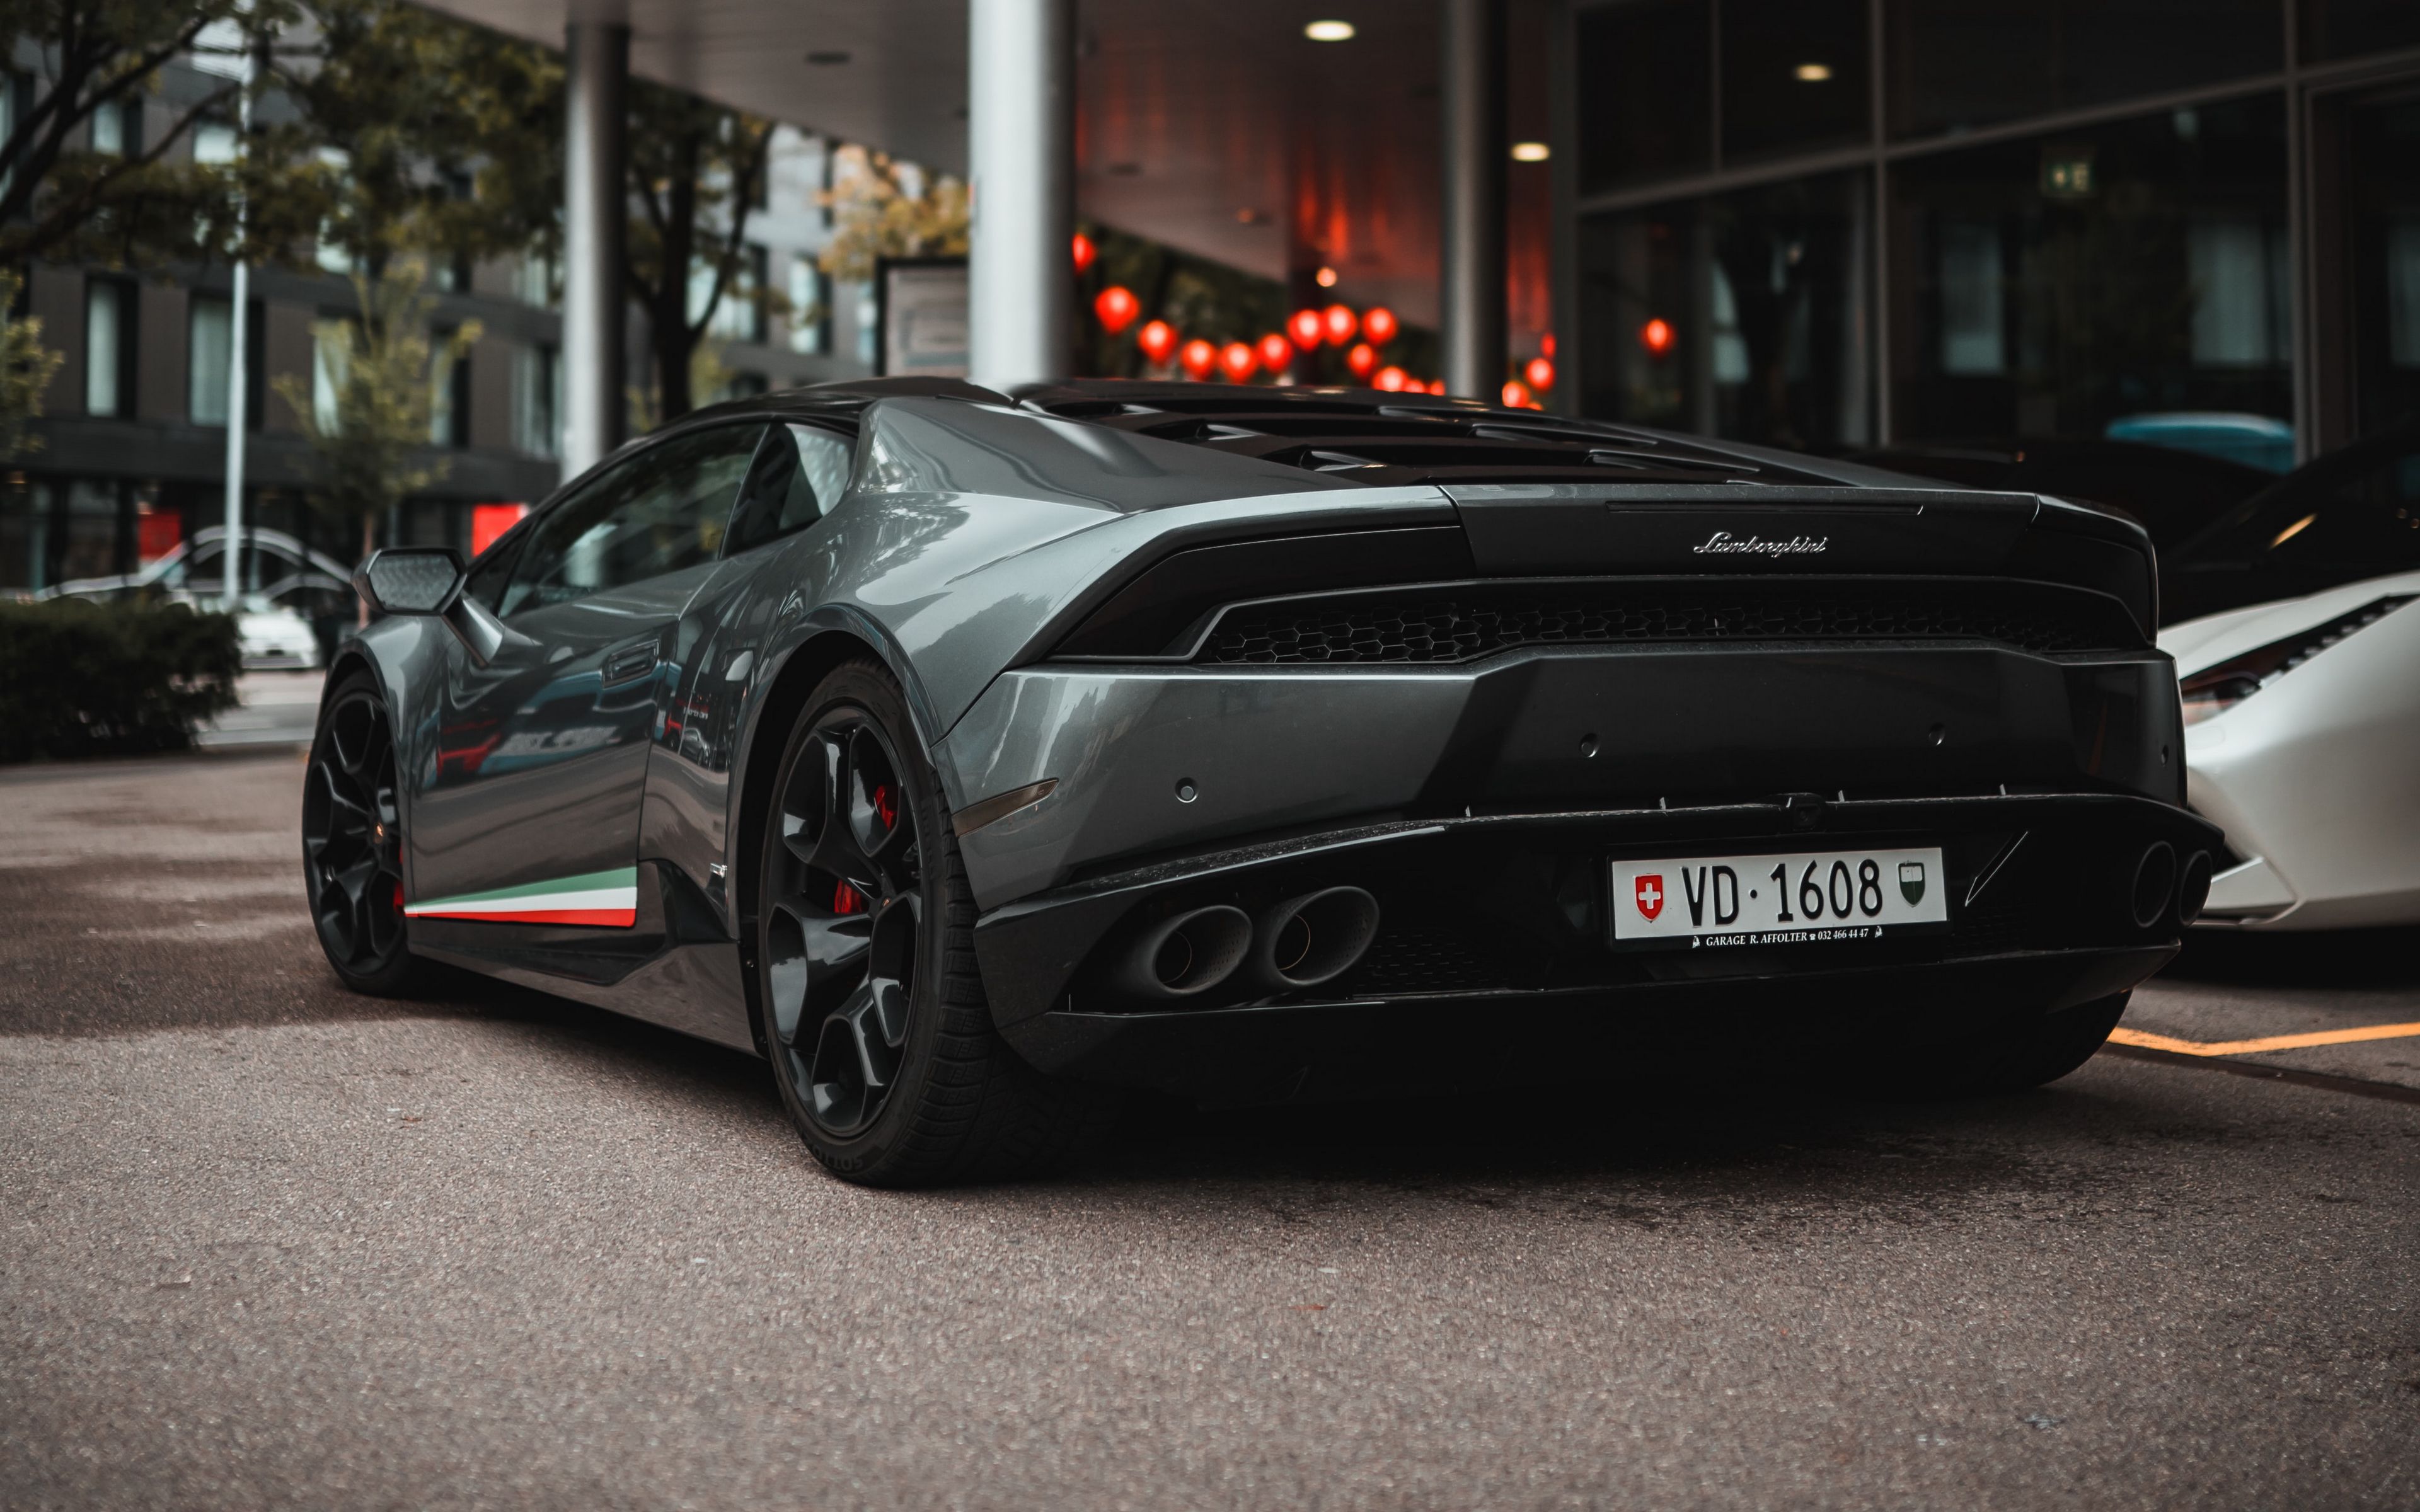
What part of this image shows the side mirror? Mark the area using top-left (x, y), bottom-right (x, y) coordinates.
top-left (354, 547), bottom-right (465, 616)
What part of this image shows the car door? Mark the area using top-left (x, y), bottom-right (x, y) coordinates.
top-left (406, 421), bottom-right (768, 922)
top-left (642, 420), bottom-right (862, 919)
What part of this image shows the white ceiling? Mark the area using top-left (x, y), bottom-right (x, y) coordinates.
top-left (417, 0), bottom-right (1555, 333)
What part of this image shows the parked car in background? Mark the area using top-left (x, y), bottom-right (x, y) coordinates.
top-left (2157, 417), bottom-right (2420, 928)
top-left (1845, 437), bottom-right (2273, 551)
top-left (2105, 411), bottom-right (2297, 475)
top-left (232, 600), bottom-right (325, 670)
top-left (38, 525), bottom-right (355, 667)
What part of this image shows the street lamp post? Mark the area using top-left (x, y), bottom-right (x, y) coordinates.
top-left (216, 29), bottom-right (257, 613)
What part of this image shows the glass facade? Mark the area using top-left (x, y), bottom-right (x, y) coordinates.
top-left (1579, 173), bottom-right (1873, 447)
top-left (1568, 0), bottom-right (2420, 458)
top-left (2337, 89), bottom-right (2420, 437)
top-left (1889, 97), bottom-right (2290, 442)
top-left (1884, 0), bottom-right (2280, 140)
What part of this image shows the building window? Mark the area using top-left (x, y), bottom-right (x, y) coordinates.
top-left (1885, 0), bottom-right (2283, 143)
top-left (1936, 222), bottom-right (2007, 375)
top-left (429, 328), bottom-right (471, 447)
top-left (313, 149), bottom-right (357, 275)
top-left (2187, 217), bottom-right (2290, 367)
top-left (1722, 0), bottom-right (1867, 165)
top-left (2303, 0), bottom-right (2420, 60)
top-left (191, 118), bottom-right (237, 165)
top-left (1579, 171), bottom-right (1873, 450)
top-left (84, 278), bottom-right (132, 418)
top-left (1891, 94), bottom-right (2291, 443)
top-left (310, 319), bottom-right (350, 431)
top-left (1576, 0), bottom-right (1710, 195)
top-left (515, 250), bottom-right (556, 309)
top-left (90, 98), bottom-right (139, 156)
top-left (788, 254), bottom-right (831, 355)
top-left (701, 244), bottom-right (769, 345)
top-left (514, 343), bottom-right (558, 457)
top-left (189, 295), bottom-right (232, 423)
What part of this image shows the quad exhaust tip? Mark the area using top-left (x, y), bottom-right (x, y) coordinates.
top-left (1254, 886), bottom-right (1381, 991)
top-left (1116, 905), bottom-right (1253, 999)
top-left (2130, 841), bottom-right (2178, 930)
top-left (2176, 849), bottom-right (2213, 926)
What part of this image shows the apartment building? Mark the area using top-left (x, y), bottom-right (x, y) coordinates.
top-left (0, 55), bottom-right (875, 594)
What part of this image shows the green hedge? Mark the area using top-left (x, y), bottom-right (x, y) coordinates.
top-left (0, 598), bottom-right (243, 763)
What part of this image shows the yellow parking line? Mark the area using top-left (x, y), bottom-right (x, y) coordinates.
top-left (2109, 1022), bottom-right (2420, 1057)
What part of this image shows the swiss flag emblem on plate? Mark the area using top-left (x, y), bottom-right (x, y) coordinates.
top-left (1634, 874), bottom-right (1665, 922)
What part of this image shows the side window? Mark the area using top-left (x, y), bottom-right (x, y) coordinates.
top-left (498, 423), bottom-right (766, 617)
top-left (723, 423), bottom-right (856, 556)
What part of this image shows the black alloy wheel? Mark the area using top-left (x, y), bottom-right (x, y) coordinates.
top-left (762, 704), bottom-right (925, 1138)
top-left (754, 660), bottom-right (1112, 1186)
top-left (304, 675), bottom-right (418, 994)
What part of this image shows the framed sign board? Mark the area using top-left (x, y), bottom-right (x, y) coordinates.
top-left (874, 257), bottom-right (969, 379)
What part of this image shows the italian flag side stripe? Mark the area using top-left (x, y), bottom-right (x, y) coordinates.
top-left (405, 868), bottom-right (639, 927)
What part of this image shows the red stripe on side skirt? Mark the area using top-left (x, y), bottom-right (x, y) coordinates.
top-left (408, 907), bottom-right (637, 927)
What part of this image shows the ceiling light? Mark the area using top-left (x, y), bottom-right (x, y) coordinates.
top-left (1315, 266), bottom-right (1339, 288)
top-left (1794, 62), bottom-right (1832, 81)
top-left (1510, 141), bottom-right (1550, 162)
top-left (1305, 20), bottom-right (1356, 42)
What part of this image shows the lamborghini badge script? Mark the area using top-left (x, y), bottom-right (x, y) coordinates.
top-left (1691, 530), bottom-right (1829, 556)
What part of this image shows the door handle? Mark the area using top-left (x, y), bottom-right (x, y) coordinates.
top-left (603, 641), bottom-right (659, 685)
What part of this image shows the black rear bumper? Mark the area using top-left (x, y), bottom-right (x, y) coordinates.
top-left (972, 791), bottom-right (2221, 1097)
top-left (999, 944), bottom-right (2170, 1102)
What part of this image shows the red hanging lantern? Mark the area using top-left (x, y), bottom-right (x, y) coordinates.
top-left (1524, 357), bottom-right (1556, 392)
top-left (1501, 379), bottom-right (1535, 409)
top-left (1218, 341), bottom-right (1260, 382)
top-left (1362, 306), bottom-right (1400, 346)
top-left (1288, 307), bottom-right (1325, 350)
top-left (1178, 338), bottom-right (1218, 380)
top-left (1373, 365), bottom-right (1410, 392)
top-left (1137, 319), bottom-right (1178, 365)
top-left (1257, 331), bottom-right (1293, 374)
top-left (1640, 318), bottom-right (1675, 357)
top-left (1321, 303), bottom-right (1358, 346)
top-left (1093, 285), bottom-right (1140, 333)
top-left (1427, 378), bottom-right (1447, 395)
top-left (1345, 341), bottom-right (1378, 379)
top-left (1072, 232), bottom-right (1097, 275)
top-left (1540, 332), bottom-right (1557, 359)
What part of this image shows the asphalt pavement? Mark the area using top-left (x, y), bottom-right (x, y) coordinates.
top-left (3, 749), bottom-right (2416, 1511)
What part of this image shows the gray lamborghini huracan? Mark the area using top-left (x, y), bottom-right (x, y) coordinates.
top-left (308, 378), bottom-right (2218, 1184)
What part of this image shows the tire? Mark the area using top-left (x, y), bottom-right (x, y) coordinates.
top-left (1859, 991), bottom-right (2131, 1100)
top-left (752, 658), bottom-right (1112, 1186)
top-left (302, 670), bottom-right (423, 996)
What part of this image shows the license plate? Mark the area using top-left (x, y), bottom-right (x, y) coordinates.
top-left (1610, 846), bottom-right (1949, 950)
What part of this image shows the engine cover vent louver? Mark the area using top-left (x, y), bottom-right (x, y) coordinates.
top-left (1016, 382), bottom-right (1825, 487)
top-left (1192, 580), bottom-right (2144, 665)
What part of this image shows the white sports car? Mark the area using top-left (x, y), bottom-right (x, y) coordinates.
top-left (2158, 420), bottom-right (2420, 929)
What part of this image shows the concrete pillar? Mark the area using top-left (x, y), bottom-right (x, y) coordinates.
top-left (1439, 0), bottom-right (1507, 402)
top-left (561, 21), bottom-right (628, 476)
top-left (967, 0), bottom-right (1074, 391)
